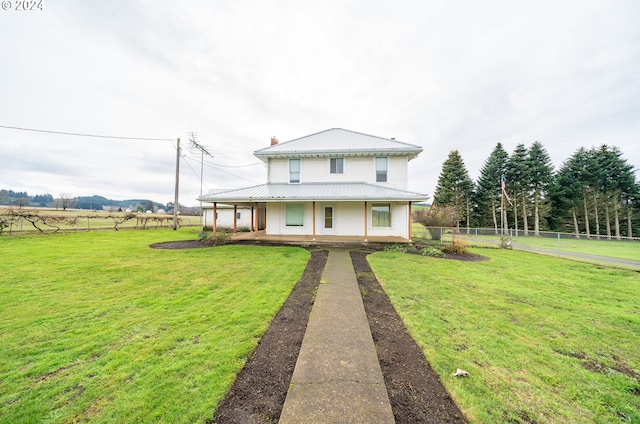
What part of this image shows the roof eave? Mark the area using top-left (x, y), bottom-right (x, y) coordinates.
top-left (254, 149), bottom-right (422, 160)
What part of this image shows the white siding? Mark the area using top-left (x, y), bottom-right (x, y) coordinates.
top-left (268, 158), bottom-right (291, 183)
top-left (265, 201), bottom-right (410, 239)
top-left (367, 202), bottom-right (410, 239)
top-left (266, 202), bottom-right (314, 235)
top-left (203, 207), bottom-right (253, 229)
top-left (267, 156), bottom-right (409, 189)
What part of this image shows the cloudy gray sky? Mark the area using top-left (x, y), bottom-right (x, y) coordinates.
top-left (1, 0), bottom-right (638, 206)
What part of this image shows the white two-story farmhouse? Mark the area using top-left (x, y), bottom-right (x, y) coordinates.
top-left (198, 128), bottom-right (429, 242)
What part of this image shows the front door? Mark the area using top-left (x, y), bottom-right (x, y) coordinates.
top-left (323, 206), bottom-right (334, 235)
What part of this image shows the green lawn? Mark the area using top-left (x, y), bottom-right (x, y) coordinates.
top-left (0, 229), bottom-right (309, 423)
top-left (369, 249), bottom-right (640, 423)
top-left (411, 224), bottom-right (640, 266)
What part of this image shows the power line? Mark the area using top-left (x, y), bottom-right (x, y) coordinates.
top-left (182, 154), bottom-right (259, 184)
top-left (0, 124), bottom-right (174, 141)
top-left (181, 149), bottom-right (260, 168)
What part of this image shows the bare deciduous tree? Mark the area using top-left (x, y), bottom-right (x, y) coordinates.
top-left (55, 193), bottom-right (76, 211)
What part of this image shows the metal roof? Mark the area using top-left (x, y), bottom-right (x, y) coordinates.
top-left (198, 182), bottom-right (429, 204)
top-left (254, 128), bottom-right (422, 161)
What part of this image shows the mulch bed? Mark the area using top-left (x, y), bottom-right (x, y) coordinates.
top-left (351, 249), bottom-right (467, 423)
top-left (209, 249), bottom-right (328, 424)
top-left (149, 240), bottom-right (210, 249)
top-left (151, 240), bottom-right (474, 423)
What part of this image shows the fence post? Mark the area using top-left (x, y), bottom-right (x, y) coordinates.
top-left (557, 232), bottom-right (560, 257)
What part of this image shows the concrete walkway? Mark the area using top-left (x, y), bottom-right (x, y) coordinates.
top-left (279, 248), bottom-right (395, 424)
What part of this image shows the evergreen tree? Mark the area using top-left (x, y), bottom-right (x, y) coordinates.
top-left (433, 150), bottom-right (474, 229)
top-left (526, 141), bottom-right (554, 235)
top-left (549, 148), bottom-right (589, 235)
top-left (475, 143), bottom-right (509, 233)
top-left (506, 144), bottom-right (529, 235)
top-left (592, 145), bottom-right (637, 238)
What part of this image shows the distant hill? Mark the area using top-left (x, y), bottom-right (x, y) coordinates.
top-left (75, 195), bottom-right (165, 211)
top-left (0, 189), bottom-right (167, 211)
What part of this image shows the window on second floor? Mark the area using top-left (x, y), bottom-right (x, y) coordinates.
top-left (375, 157), bottom-right (388, 182)
top-left (330, 157), bottom-right (344, 174)
top-left (289, 159), bottom-right (300, 183)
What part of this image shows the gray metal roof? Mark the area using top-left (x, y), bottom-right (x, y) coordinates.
top-left (198, 182), bottom-right (429, 203)
top-left (254, 128), bottom-right (422, 161)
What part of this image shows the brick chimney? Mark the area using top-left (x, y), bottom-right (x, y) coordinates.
top-left (270, 136), bottom-right (279, 146)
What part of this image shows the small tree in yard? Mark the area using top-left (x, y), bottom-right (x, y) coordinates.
top-left (413, 205), bottom-right (458, 240)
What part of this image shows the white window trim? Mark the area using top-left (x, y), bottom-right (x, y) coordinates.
top-left (289, 158), bottom-right (301, 184)
top-left (371, 203), bottom-right (391, 227)
top-left (329, 157), bottom-right (345, 174)
top-left (285, 203), bottom-right (304, 226)
top-left (375, 157), bottom-right (388, 183)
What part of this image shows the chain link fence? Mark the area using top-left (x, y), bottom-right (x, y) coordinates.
top-left (413, 226), bottom-right (640, 271)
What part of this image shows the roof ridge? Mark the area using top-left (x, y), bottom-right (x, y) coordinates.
top-left (292, 128), bottom-right (421, 148)
top-left (253, 128), bottom-right (422, 157)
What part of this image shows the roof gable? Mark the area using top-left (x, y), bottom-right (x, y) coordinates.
top-left (254, 128), bottom-right (422, 160)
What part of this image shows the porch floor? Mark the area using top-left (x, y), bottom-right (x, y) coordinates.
top-left (229, 230), bottom-right (410, 246)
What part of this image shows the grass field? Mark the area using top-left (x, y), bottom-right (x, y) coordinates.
top-left (0, 229), bottom-right (309, 423)
top-left (368, 249), bottom-right (640, 423)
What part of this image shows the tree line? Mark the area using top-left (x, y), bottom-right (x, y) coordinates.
top-left (432, 143), bottom-right (639, 238)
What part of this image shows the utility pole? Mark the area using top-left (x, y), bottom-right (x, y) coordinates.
top-left (189, 132), bottom-right (213, 227)
top-left (173, 138), bottom-right (180, 230)
top-left (188, 132), bottom-right (213, 197)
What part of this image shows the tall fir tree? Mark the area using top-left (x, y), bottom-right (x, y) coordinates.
top-left (549, 148), bottom-right (589, 235)
top-left (506, 144), bottom-right (529, 235)
top-left (526, 141), bottom-right (554, 235)
top-left (433, 150), bottom-right (474, 228)
top-left (592, 145), bottom-right (637, 238)
top-left (475, 143), bottom-right (509, 233)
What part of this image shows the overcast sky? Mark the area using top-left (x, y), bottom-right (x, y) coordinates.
top-left (1, 0), bottom-right (638, 206)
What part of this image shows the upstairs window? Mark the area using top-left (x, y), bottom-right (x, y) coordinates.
top-left (289, 159), bottom-right (301, 183)
top-left (375, 157), bottom-right (388, 182)
top-left (330, 158), bottom-right (344, 174)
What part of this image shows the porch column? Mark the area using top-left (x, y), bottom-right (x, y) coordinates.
top-left (254, 203), bottom-right (259, 239)
top-left (251, 206), bottom-right (255, 231)
top-left (312, 201), bottom-right (316, 241)
top-left (408, 201), bottom-right (412, 242)
top-left (213, 202), bottom-right (217, 232)
top-left (233, 205), bottom-right (237, 235)
top-left (364, 201), bottom-right (368, 242)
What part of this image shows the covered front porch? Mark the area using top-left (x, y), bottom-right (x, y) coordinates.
top-left (205, 200), bottom-right (416, 242)
top-left (229, 230), bottom-right (410, 245)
